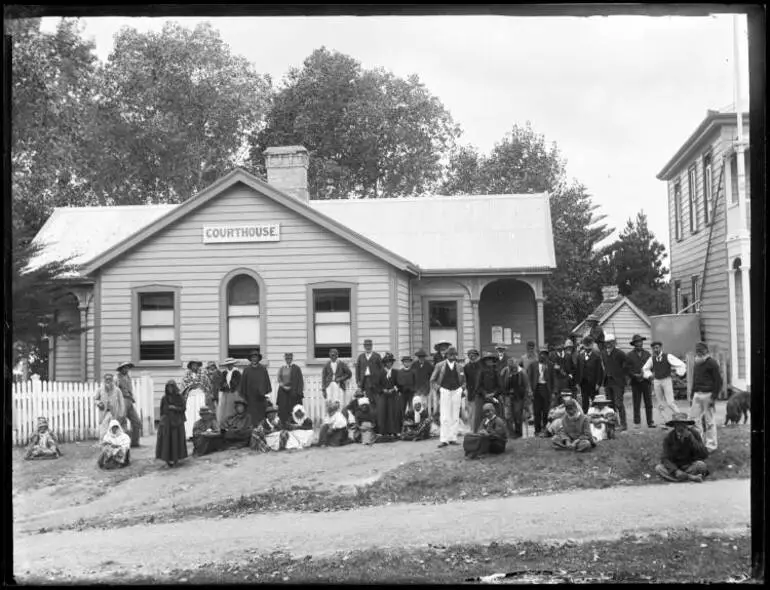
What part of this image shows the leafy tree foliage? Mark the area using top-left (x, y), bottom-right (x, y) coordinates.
top-left (598, 212), bottom-right (671, 316)
top-left (441, 124), bottom-right (613, 338)
top-left (250, 47), bottom-right (460, 199)
top-left (9, 18), bottom-right (99, 239)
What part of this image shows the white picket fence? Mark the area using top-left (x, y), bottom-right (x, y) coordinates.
top-left (12, 374), bottom-right (156, 446)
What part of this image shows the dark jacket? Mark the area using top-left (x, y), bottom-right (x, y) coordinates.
top-left (396, 367), bottom-right (416, 395)
top-left (549, 350), bottom-right (573, 391)
top-left (691, 357), bottom-right (723, 400)
top-left (160, 391), bottom-right (186, 427)
top-left (412, 360), bottom-right (434, 394)
top-left (661, 427), bottom-right (708, 471)
top-left (602, 347), bottom-right (629, 387)
top-left (355, 352), bottom-right (383, 387)
top-left (321, 360), bottom-right (353, 391)
top-left (526, 360), bottom-right (555, 398)
top-left (475, 365), bottom-right (499, 395)
top-left (463, 361), bottom-right (482, 400)
top-left (576, 349), bottom-right (604, 389)
top-left (500, 366), bottom-right (530, 399)
top-left (378, 368), bottom-right (400, 394)
top-left (626, 348), bottom-right (651, 383)
top-left (480, 415), bottom-right (508, 443)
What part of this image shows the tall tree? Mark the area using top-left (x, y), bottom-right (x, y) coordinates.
top-left (9, 17), bottom-right (100, 238)
top-left (441, 124), bottom-right (613, 338)
top-left (598, 211), bottom-right (671, 316)
top-left (250, 47), bottom-right (460, 199)
top-left (89, 21), bottom-right (272, 205)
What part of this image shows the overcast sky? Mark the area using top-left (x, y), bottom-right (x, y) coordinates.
top-left (40, 13), bottom-right (750, 260)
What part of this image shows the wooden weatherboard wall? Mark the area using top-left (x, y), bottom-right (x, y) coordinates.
top-left (97, 182), bottom-right (401, 413)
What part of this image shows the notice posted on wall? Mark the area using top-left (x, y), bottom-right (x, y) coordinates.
top-left (491, 325), bottom-right (503, 344)
top-left (513, 331), bottom-right (522, 344)
top-left (503, 328), bottom-right (512, 345)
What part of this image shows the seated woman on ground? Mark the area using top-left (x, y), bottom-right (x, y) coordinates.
top-left (220, 396), bottom-right (253, 449)
top-left (463, 403), bottom-right (508, 459)
top-left (192, 406), bottom-right (222, 456)
top-left (279, 404), bottom-right (315, 451)
top-left (586, 394), bottom-right (617, 441)
top-left (545, 391), bottom-right (580, 437)
top-left (345, 389), bottom-right (365, 442)
top-left (98, 419), bottom-right (131, 469)
top-left (355, 397), bottom-right (377, 445)
top-left (401, 396), bottom-right (432, 441)
top-left (317, 400), bottom-right (350, 447)
top-left (250, 402), bottom-right (281, 453)
top-left (24, 417), bottom-right (62, 460)
top-left (551, 398), bottom-right (595, 453)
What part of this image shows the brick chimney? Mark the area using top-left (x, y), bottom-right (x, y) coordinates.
top-left (263, 146), bottom-right (309, 202)
top-left (601, 285), bottom-right (620, 301)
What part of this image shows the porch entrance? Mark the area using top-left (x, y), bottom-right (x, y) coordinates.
top-left (478, 279), bottom-right (536, 358)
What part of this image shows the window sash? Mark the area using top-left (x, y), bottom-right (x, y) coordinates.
top-left (688, 167), bottom-right (697, 232)
top-left (228, 304), bottom-right (260, 317)
top-left (228, 316), bottom-right (260, 346)
top-left (138, 291), bottom-right (177, 361)
top-left (314, 289), bottom-right (351, 313)
top-left (140, 326), bottom-right (175, 342)
top-left (428, 301), bottom-right (458, 329)
top-left (315, 323), bottom-right (351, 345)
top-left (674, 282), bottom-right (682, 313)
top-left (430, 328), bottom-right (458, 351)
top-left (674, 184), bottom-right (682, 240)
top-left (140, 309), bottom-right (174, 327)
top-left (703, 159), bottom-right (713, 224)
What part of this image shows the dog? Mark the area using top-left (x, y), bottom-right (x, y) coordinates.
top-left (724, 387), bottom-right (750, 425)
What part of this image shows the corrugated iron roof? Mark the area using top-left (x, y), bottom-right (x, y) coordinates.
top-left (310, 193), bottom-right (556, 272)
top-left (28, 204), bottom-right (178, 275)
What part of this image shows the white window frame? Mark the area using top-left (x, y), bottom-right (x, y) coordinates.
top-left (306, 281), bottom-right (357, 363)
top-left (219, 269), bottom-right (267, 363)
top-left (132, 285), bottom-right (181, 365)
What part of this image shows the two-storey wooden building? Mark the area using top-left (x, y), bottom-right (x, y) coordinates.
top-left (656, 105), bottom-right (751, 390)
top-left (30, 146), bottom-right (557, 415)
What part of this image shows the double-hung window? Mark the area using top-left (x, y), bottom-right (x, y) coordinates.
top-left (674, 182), bottom-right (683, 240)
top-left (138, 291), bottom-right (177, 361)
top-left (226, 274), bottom-right (260, 359)
top-left (313, 288), bottom-right (352, 358)
top-left (691, 275), bottom-right (701, 313)
top-left (687, 165), bottom-right (697, 233)
top-left (703, 153), bottom-right (713, 225)
top-left (428, 300), bottom-right (458, 351)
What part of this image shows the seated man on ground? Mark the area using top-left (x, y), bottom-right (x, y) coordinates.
top-left (250, 403), bottom-right (281, 453)
top-left (98, 419), bottom-right (131, 469)
top-left (24, 417), bottom-right (62, 460)
top-left (654, 412), bottom-right (709, 483)
top-left (355, 397), bottom-right (377, 445)
top-left (401, 396), bottom-right (432, 441)
top-left (220, 396), bottom-right (254, 449)
top-left (192, 406), bottom-right (222, 456)
top-left (545, 390), bottom-right (579, 437)
top-left (551, 398), bottom-right (595, 453)
top-left (586, 394), bottom-right (617, 441)
top-left (279, 404), bottom-right (315, 451)
top-left (318, 400), bottom-right (350, 447)
top-left (463, 403), bottom-right (508, 459)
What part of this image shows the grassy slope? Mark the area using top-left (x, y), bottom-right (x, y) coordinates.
top-left (27, 531), bottom-right (753, 584)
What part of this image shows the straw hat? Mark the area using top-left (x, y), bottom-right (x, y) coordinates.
top-left (117, 361), bottom-right (135, 371)
top-left (665, 412), bottom-right (695, 427)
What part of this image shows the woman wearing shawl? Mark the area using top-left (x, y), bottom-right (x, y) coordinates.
top-left (317, 400), bottom-right (350, 447)
top-left (180, 360), bottom-right (211, 404)
top-left (221, 396), bottom-right (254, 449)
top-left (376, 353), bottom-right (402, 438)
top-left (250, 403), bottom-right (281, 453)
top-left (355, 397), bottom-right (377, 445)
top-left (98, 419), bottom-right (131, 469)
top-left (279, 404), bottom-right (315, 450)
top-left (94, 373), bottom-right (127, 439)
top-left (551, 398), bottom-right (595, 452)
top-left (24, 417), bottom-right (62, 460)
top-left (545, 391), bottom-right (580, 437)
top-left (192, 406), bottom-right (222, 456)
top-left (401, 396), bottom-right (432, 441)
top-left (155, 380), bottom-right (189, 467)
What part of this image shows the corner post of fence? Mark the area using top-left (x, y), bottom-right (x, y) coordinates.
top-left (140, 371), bottom-right (155, 436)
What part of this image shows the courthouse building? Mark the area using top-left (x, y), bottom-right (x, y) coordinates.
top-left (31, 146), bottom-right (556, 412)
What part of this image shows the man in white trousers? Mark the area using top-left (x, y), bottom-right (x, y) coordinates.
top-left (641, 340), bottom-right (687, 424)
top-left (430, 346), bottom-right (466, 448)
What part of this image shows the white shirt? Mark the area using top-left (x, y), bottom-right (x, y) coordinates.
top-left (329, 360), bottom-right (338, 374)
top-left (641, 353), bottom-right (687, 379)
top-left (225, 368), bottom-right (234, 387)
top-left (364, 352), bottom-right (372, 376)
top-left (538, 363), bottom-right (546, 384)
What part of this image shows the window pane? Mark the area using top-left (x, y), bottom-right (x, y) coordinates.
top-left (228, 275), bottom-right (259, 306)
top-left (316, 323), bottom-right (351, 344)
top-left (140, 292), bottom-right (174, 310)
top-left (140, 309), bottom-right (174, 327)
top-left (140, 327), bottom-right (176, 342)
top-left (228, 304), bottom-right (260, 317)
top-left (429, 301), bottom-right (457, 328)
top-left (228, 345), bottom-right (258, 360)
top-left (430, 328), bottom-right (458, 351)
top-left (229, 317), bottom-right (259, 346)
top-left (315, 345), bottom-right (352, 358)
top-left (140, 342), bottom-right (174, 361)
top-left (314, 289), bottom-right (350, 312)
top-left (315, 311), bottom-right (350, 324)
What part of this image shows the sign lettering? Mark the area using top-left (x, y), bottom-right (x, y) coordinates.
top-left (202, 224), bottom-right (281, 243)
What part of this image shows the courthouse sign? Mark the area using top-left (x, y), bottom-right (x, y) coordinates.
top-left (202, 224), bottom-right (281, 243)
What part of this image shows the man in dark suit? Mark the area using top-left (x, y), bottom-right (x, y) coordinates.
top-left (321, 348), bottom-right (353, 401)
top-left (412, 348), bottom-right (434, 410)
top-left (356, 339), bottom-right (383, 410)
top-left (463, 349), bottom-right (483, 432)
top-left (576, 336), bottom-right (604, 414)
top-left (626, 334), bottom-right (654, 428)
top-left (495, 345), bottom-right (510, 374)
top-left (276, 352), bottom-right (304, 425)
top-left (550, 340), bottom-right (572, 394)
top-left (527, 348), bottom-right (555, 436)
top-left (601, 333), bottom-right (630, 431)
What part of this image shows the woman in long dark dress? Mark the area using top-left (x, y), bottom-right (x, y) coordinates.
top-left (156, 380), bottom-right (188, 467)
top-left (377, 353), bottom-right (402, 438)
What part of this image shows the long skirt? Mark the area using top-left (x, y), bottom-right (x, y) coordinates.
top-left (318, 425), bottom-right (349, 447)
top-left (194, 434), bottom-right (223, 456)
top-left (377, 392), bottom-right (402, 435)
top-left (155, 418), bottom-right (188, 463)
top-left (276, 389), bottom-right (302, 425)
top-left (98, 445), bottom-right (130, 469)
top-left (217, 391), bottom-right (237, 425)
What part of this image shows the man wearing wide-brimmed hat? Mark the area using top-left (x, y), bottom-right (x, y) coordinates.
top-left (221, 396), bottom-right (253, 448)
top-left (116, 361), bottom-right (142, 447)
top-left (217, 358), bottom-right (241, 424)
top-left (626, 334), bottom-right (654, 428)
top-left (576, 336), bottom-right (604, 415)
top-left (654, 412), bottom-right (709, 483)
top-left (526, 347), bottom-right (555, 436)
top-left (432, 339), bottom-right (453, 366)
top-left (430, 346), bottom-right (466, 447)
top-left (600, 333), bottom-right (630, 432)
top-left (688, 342), bottom-right (723, 452)
top-left (238, 349), bottom-right (272, 427)
top-left (500, 358), bottom-right (530, 439)
top-left (641, 340), bottom-right (687, 424)
top-left (412, 348), bottom-right (434, 406)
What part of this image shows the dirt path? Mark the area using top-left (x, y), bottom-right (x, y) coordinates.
top-left (14, 478), bottom-right (750, 581)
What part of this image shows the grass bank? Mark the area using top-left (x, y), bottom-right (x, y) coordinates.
top-left (27, 531), bottom-right (753, 584)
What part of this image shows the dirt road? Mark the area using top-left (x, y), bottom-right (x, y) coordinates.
top-left (14, 478), bottom-right (750, 582)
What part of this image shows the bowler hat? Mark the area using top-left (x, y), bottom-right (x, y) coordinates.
top-left (401, 355), bottom-right (413, 362)
top-left (414, 348), bottom-right (428, 357)
top-left (629, 334), bottom-right (646, 345)
top-left (665, 412), bottom-right (695, 427)
top-left (467, 348), bottom-right (480, 357)
top-left (482, 402), bottom-right (496, 413)
top-left (117, 361), bottom-right (135, 371)
top-left (248, 349), bottom-right (262, 361)
top-left (265, 405), bottom-right (278, 415)
top-left (538, 347), bottom-right (550, 355)
top-left (495, 345), bottom-right (507, 351)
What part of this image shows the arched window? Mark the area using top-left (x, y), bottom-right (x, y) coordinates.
top-left (226, 274), bottom-right (260, 359)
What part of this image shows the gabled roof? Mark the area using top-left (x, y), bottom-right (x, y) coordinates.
top-left (572, 296), bottom-right (651, 334)
top-left (28, 204), bottom-right (178, 278)
top-left (657, 107), bottom-right (750, 181)
top-left (78, 168), bottom-right (419, 276)
top-left (311, 193), bottom-right (556, 273)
